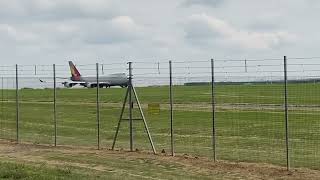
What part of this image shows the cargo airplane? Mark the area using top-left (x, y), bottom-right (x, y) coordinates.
top-left (40, 61), bottom-right (128, 88)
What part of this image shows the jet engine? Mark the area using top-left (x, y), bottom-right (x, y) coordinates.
top-left (62, 82), bottom-right (76, 88)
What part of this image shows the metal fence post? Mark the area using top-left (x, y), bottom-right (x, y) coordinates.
top-left (15, 64), bottom-right (19, 143)
top-left (169, 60), bottom-right (174, 156)
top-left (284, 56), bottom-right (290, 171)
top-left (53, 64), bottom-right (57, 146)
top-left (1, 77), bottom-right (3, 138)
top-left (96, 63), bottom-right (100, 150)
top-left (128, 62), bottom-right (133, 151)
top-left (211, 59), bottom-right (216, 162)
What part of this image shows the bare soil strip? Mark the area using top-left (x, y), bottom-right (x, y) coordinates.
top-left (0, 139), bottom-right (319, 179)
top-left (4, 100), bottom-right (320, 112)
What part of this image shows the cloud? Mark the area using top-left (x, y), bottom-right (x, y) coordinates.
top-left (0, 15), bottom-right (142, 49)
top-left (0, 24), bottom-right (38, 43)
top-left (0, 0), bottom-right (318, 65)
top-left (0, 1), bottom-right (143, 46)
top-left (182, 0), bottom-right (225, 7)
top-left (184, 13), bottom-right (298, 50)
top-left (82, 16), bottom-right (142, 44)
top-left (0, 0), bottom-right (113, 22)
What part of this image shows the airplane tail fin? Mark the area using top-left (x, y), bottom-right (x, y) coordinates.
top-left (68, 61), bottom-right (82, 81)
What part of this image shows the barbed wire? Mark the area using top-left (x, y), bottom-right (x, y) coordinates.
top-left (288, 57), bottom-right (320, 60)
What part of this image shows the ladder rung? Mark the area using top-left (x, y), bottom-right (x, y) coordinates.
top-left (122, 118), bottom-right (143, 121)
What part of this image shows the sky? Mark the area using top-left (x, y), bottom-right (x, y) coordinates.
top-left (0, 0), bottom-right (320, 65)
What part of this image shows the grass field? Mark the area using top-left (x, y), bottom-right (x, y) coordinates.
top-left (0, 83), bottom-right (319, 171)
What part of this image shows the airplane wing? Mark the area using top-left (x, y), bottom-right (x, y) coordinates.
top-left (39, 77), bottom-right (69, 81)
top-left (39, 79), bottom-right (86, 84)
top-left (57, 77), bottom-right (70, 80)
top-left (40, 79), bottom-right (89, 88)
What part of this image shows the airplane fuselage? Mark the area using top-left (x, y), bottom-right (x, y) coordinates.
top-left (64, 73), bottom-right (128, 88)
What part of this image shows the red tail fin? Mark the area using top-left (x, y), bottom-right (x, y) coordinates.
top-left (69, 61), bottom-right (81, 81)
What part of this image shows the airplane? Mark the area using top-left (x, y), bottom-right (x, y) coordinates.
top-left (41, 61), bottom-right (128, 88)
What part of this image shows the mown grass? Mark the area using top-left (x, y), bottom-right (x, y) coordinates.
top-left (0, 83), bottom-right (319, 170)
top-left (0, 83), bottom-right (319, 105)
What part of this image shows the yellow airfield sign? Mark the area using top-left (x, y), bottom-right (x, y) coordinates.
top-left (148, 103), bottom-right (160, 114)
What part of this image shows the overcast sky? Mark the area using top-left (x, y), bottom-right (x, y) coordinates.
top-left (0, 0), bottom-right (319, 65)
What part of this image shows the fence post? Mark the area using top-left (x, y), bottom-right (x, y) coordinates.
top-left (211, 59), bottom-right (216, 162)
top-left (128, 62), bottom-right (133, 151)
top-left (101, 64), bottom-right (104, 75)
top-left (96, 63), bottom-right (100, 150)
top-left (53, 64), bottom-right (57, 146)
top-left (1, 77), bottom-right (3, 137)
top-left (283, 56), bottom-right (290, 171)
top-left (15, 64), bottom-right (19, 143)
top-left (169, 60), bottom-right (174, 156)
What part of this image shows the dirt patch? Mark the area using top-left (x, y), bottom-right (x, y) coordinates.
top-left (0, 139), bottom-right (319, 179)
top-left (8, 100), bottom-right (320, 112)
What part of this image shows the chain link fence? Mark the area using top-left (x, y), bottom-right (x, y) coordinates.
top-left (0, 57), bottom-right (319, 170)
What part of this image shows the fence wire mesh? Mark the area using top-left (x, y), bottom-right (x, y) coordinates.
top-left (0, 57), bottom-right (319, 170)
top-left (287, 57), bottom-right (320, 169)
top-left (0, 65), bottom-right (16, 141)
top-left (214, 59), bottom-right (286, 166)
top-left (18, 64), bottom-right (54, 145)
top-left (170, 60), bottom-right (212, 157)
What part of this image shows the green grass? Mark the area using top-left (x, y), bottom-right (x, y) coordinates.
top-left (0, 83), bottom-right (319, 170)
top-left (1, 83), bottom-right (320, 105)
top-left (0, 161), bottom-right (98, 179)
